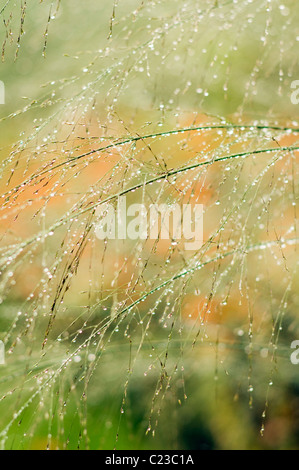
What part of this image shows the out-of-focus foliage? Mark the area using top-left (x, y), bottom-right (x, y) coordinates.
top-left (0, 0), bottom-right (298, 450)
